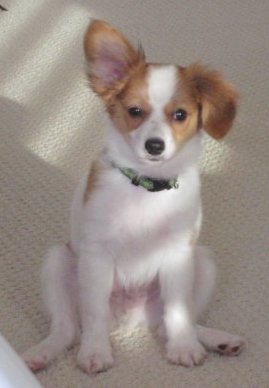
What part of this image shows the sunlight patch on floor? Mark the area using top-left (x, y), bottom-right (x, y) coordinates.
top-left (0, 6), bottom-right (93, 101)
top-left (0, 1), bottom-right (45, 52)
top-left (0, 2), bottom-right (98, 170)
top-left (24, 87), bottom-right (98, 166)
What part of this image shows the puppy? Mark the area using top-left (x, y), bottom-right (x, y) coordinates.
top-left (23, 20), bottom-right (244, 374)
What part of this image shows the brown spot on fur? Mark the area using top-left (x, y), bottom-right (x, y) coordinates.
top-left (84, 161), bottom-right (102, 203)
top-left (108, 64), bottom-right (151, 134)
top-left (180, 63), bottom-right (238, 139)
top-left (165, 100), bottom-right (199, 148)
top-left (163, 71), bottom-right (201, 148)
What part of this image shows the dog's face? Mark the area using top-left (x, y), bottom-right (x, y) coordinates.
top-left (84, 20), bottom-right (237, 164)
top-left (111, 64), bottom-right (200, 164)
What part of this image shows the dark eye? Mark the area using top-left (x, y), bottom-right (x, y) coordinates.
top-left (173, 109), bottom-right (187, 121)
top-left (128, 106), bottom-right (143, 118)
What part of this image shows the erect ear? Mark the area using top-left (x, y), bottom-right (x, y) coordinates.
top-left (84, 20), bottom-right (145, 99)
top-left (181, 64), bottom-right (238, 139)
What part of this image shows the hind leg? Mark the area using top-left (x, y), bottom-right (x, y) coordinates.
top-left (193, 248), bottom-right (244, 356)
top-left (192, 247), bottom-right (216, 320)
top-left (23, 244), bottom-right (80, 371)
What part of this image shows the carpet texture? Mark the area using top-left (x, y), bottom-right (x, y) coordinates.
top-left (0, 1), bottom-right (268, 387)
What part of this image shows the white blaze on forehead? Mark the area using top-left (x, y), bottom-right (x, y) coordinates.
top-left (147, 65), bottom-right (178, 111)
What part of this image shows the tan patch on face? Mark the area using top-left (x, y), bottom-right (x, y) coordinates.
top-left (106, 63), bottom-right (152, 134)
top-left (164, 68), bottom-right (200, 149)
top-left (165, 100), bottom-right (199, 148)
top-left (84, 161), bottom-right (102, 203)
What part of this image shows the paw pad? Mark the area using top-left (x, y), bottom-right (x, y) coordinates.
top-left (217, 340), bottom-right (244, 357)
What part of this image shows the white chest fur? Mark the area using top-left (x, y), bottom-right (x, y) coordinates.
top-left (71, 163), bottom-right (201, 286)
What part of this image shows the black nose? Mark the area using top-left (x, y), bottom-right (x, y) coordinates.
top-left (145, 138), bottom-right (165, 155)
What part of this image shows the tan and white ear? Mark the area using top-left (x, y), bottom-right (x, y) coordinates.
top-left (181, 64), bottom-right (238, 139)
top-left (84, 20), bottom-right (144, 99)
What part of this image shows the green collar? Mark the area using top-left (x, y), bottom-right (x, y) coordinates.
top-left (118, 166), bottom-right (179, 192)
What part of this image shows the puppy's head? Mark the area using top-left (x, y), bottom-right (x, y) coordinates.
top-left (84, 20), bottom-right (238, 164)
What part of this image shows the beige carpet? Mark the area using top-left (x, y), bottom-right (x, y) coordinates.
top-left (1, 1), bottom-right (269, 387)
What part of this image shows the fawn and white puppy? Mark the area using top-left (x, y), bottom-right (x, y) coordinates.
top-left (23, 20), bottom-right (244, 374)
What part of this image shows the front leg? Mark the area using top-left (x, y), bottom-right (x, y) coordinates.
top-left (160, 245), bottom-right (207, 367)
top-left (77, 245), bottom-right (114, 374)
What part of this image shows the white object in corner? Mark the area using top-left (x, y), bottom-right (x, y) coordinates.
top-left (0, 334), bottom-right (41, 388)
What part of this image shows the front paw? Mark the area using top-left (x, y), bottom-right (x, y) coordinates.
top-left (166, 338), bottom-right (207, 367)
top-left (77, 346), bottom-right (114, 374)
